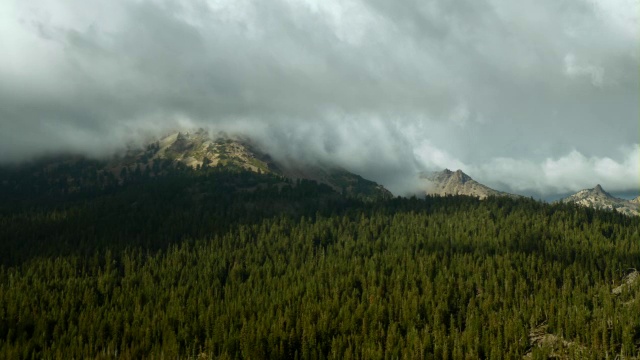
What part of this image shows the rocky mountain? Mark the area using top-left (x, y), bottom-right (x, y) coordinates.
top-left (560, 184), bottom-right (639, 216)
top-left (113, 129), bottom-right (277, 174)
top-left (2, 129), bottom-right (392, 201)
top-left (150, 130), bottom-right (391, 200)
top-left (419, 169), bottom-right (518, 200)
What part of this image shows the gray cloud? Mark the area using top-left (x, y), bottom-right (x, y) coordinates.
top-left (0, 0), bottom-right (637, 196)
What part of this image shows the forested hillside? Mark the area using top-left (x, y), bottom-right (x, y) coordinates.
top-left (1, 166), bottom-right (639, 359)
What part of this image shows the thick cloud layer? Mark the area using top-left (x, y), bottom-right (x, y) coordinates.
top-left (1, 0), bottom-right (637, 196)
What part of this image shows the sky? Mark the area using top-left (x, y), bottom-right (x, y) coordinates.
top-left (1, 0), bottom-right (638, 197)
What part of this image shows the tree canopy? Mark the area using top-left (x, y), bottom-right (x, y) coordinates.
top-left (1, 166), bottom-right (639, 358)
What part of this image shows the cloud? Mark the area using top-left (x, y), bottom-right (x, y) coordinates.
top-left (564, 54), bottom-right (604, 87)
top-left (414, 144), bottom-right (640, 196)
top-left (0, 0), bottom-right (637, 196)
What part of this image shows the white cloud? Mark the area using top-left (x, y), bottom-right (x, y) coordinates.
top-left (414, 140), bottom-right (466, 171)
top-left (413, 140), bottom-right (639, 195)
top-left (471, 146), bottom-right (639, 195)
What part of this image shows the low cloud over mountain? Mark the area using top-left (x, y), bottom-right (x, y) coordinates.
top-left (1, 0), bottom-right (637, 196)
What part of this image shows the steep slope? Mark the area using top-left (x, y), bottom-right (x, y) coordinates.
top-left (560, 185), bottom-right (639, 216)
top-left (420, 169), bottom-right (517, 199)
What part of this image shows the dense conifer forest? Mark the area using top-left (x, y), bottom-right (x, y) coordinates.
top-left (1, 165), bottom-right (639, 359)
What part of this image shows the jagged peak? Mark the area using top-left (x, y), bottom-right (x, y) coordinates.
top-left (452, 169), bottom-right (472, 183)
top-left (573, 184), bottom-right (610, 197)
top-left (586, 184), bottom-right (614, 199)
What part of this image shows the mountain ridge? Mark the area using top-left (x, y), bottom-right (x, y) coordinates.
top-left (560, 184), bottom-right (639, 217)
top-left (146, 130), bottom-right (392, 200)
top-left (420, 169), bottom-right (519, 200)
top-left (1, 129), bottom-right (393, 202)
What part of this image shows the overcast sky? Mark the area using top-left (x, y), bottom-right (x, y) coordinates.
top-left (1, 0), bottom-right (638, 196)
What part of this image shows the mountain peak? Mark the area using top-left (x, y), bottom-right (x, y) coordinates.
top-left (420, 168), bottom-right (516, 200)
top-left (452, 169), bottom-right (472, 183)
top-left (586, 184), bottom-right (614, 199)
top-left (126, 130), bottom-right (393, 200)
top-left (561, 185), bottom-right (639, 216)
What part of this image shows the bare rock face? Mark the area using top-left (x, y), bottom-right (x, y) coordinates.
top-left (524, 322), bottom-right (586, 359)
top-left (612, 270), bottom-right (639, 295)
top-left (420, 169), bottom-right (517, 200)
top-left (144, 130), bottom-right (272, 172)
top-left (560, 185), bottom-right (639, 217)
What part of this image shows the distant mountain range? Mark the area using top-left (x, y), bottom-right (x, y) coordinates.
top-left (559, 184), bottom-right (639, 217)
top-left (2, 129), bottom-right (638, 216)
top-left (420, 169), bottom-right (639, 217)
top-left (420, 169), bottom-right (520, 200)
